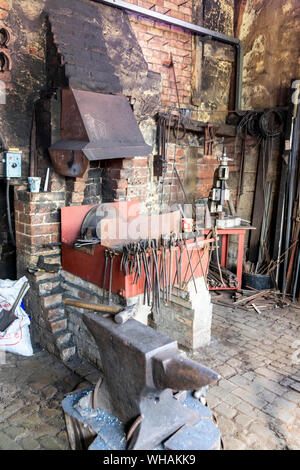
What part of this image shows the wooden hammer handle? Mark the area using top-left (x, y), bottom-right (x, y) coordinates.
top-left (63, 298), bottom-right (121, 314)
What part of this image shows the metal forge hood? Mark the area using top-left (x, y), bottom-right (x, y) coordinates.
top-left (49, 88), bottom-right (152, 177)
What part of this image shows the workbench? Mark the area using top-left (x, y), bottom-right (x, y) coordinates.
top-left (204, 226), bottom-right (255, 291)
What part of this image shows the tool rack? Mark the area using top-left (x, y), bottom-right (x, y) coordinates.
top-left (61, 204), bottom-right (212, 299)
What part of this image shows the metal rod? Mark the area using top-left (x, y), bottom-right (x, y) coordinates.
top-left (283, 110), bottom-right (300, 296)
top-left (96, 0), bottom-right (239, 45)
top-left (183, 238), bottom-right (197, 292)
top-left (275, 191), bottom-right (286, 284)
top-left (292, 247), bottom-right (300, 302)
top-left (93, 0), bottom-right (243, 110)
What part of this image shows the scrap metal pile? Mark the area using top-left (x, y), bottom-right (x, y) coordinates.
top-left (207, 262), bottom-right (239, 289)
top-left (213, 287), bottom-right (291, 314)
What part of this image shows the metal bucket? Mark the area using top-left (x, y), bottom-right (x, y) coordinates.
top-left (242, 272), bottom-right (271, 290)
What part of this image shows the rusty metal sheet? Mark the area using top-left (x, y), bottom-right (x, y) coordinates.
top-left (50, 88), bottom-right (152, 164)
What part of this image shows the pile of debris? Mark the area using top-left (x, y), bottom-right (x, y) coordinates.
top-left (212, 287), bottom-right (291, 313)
top-left (207, 262), bottom-right (238, 289)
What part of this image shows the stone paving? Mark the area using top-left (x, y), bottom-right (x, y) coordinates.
top-left (0, 297), bottom-right (299, 450)
top-left (0, 348), bottom-right (95, 450)
top-left (192, 297), bottom-right (300, 450)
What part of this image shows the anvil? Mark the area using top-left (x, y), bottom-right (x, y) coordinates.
top-left (83, 312), bottom-right (220, 450)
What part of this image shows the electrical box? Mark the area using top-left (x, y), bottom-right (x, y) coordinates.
top-left (4, 149), bottom-right (22, 178)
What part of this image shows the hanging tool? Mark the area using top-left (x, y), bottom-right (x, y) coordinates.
top-left (173, 248), bottom-right (179, 288)
top-left (151, 239), bottom-right (160, 313)
top-left (29, 105), bottom-right (37, 178)
top-left (168, 233), bottom-right (176, 301)
top-left (178, 234), bottom-right (183, 288)
top-left (204, 124), bottom-right (215, 158)
top-left (102, 249), bottom-right (109, 302)
top-left (108, 250), bottom-right (116, 304)
top-left (74, 238), bottom-right (100, 248)
top-left (183, 236), bottom-right (197, 293)
top-left (167, 56), bottom-right (189, 207)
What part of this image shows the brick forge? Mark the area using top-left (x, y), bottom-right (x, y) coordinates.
top-left (13, 157), bottom-right (152, 364)
top-left (14, 181), bottom-right (213, 363)
top-left (9, 0), bottom-right (239, 365)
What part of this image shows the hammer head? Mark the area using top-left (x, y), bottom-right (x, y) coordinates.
top-left (114, 304), bottom-right (136, 324)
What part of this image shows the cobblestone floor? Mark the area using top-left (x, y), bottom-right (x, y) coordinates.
top-left (0, 350), bottom-right (95, 450)
top-left (0, 298), bottom-right (299, 450)
top-left (192, 298), bottom-right (300, 450)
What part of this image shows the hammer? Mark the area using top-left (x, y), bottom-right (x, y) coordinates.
top-left (63, 299), bottom-right (136, 324)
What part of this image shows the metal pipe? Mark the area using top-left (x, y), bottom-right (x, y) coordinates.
top-left (292, 247), bottom-right (300, 302)
top-left (93, 0), bottom-right (243, 110)
top-left (282, 113), bottom-right (300, 296)
top-left (6, 178), bottom-right (15, 246)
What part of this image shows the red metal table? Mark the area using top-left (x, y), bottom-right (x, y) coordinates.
top-left (204, 226), bottom-right (255, 290)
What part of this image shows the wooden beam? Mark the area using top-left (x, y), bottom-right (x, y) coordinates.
top-left (157, 113), bottom-right (236, 137)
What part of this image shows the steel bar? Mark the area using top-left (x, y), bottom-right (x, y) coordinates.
top-left (213, 228), bottom-right (225, 286)
top-left (282, 100), bottom-right (300, 296)
top-left (173, 249), bottom-right (179, 288)
top-left (275, 191), bottom-right (286, 284)
top-left (183, 242), bottom-right (196, 284)
top-left (286, 203), bottom-right (300, 292)
top-left (233, 289), bottom-right (272, 305)
top-left (292, 247), bottom-right (300, 302)
top-left (95, 0), bottom-right (239, 45)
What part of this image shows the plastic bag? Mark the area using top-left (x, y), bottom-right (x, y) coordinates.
top-left (0, 276), bottom-right (33, 357)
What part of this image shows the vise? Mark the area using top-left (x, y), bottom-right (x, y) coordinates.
top-left (83, 312), bottom-right (220, 450)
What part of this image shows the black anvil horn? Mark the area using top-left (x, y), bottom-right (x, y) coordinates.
top-left (83, 312), bottom-right (220, 450)
top-left (152, 349), bottom-right (219, 390)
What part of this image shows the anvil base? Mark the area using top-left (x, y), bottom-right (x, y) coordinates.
top-left (62, 389), bottom-right (221, 450)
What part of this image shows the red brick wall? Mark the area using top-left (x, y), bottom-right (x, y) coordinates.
top-left (0, 0), bottom-right (10, 20)
top-left (127, 0), bottom-right (193, 109)
top-left (125, 1), bottom-right (238, 207)
top-left (14, 190), bottom-right (64, 273)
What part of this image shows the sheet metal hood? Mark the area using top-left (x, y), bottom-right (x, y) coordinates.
top-left (49, 88), bottom-right (152, 177)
